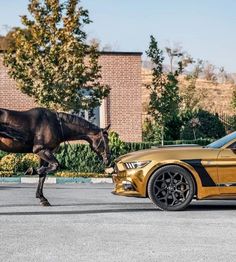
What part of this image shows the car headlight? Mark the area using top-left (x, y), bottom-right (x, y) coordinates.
top-left (124, 160), bottom-right (151, 169)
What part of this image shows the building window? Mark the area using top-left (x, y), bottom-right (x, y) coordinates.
top-left (79, 107), bottom-right (100, 127)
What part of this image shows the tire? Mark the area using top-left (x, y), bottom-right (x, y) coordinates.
top-left (148, 165), bottom-right (195, 211)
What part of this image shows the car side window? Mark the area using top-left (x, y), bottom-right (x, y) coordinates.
top-left (228, 142), bottom-right (236, 149)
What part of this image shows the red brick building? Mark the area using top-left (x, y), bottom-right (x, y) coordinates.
top-left (0, 51), bottom-right (142, 142)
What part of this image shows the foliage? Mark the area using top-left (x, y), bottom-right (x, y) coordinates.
top-left (0, 153), bottom-right (39, 174)
top-left (146, 36), bottom-right (182, 123)
top-left (56, 143), bottom-right (105, 173)
top-left (55, 171), bottom-right (107, 178)
top-left (0, 151), bottom-right (8, 159)
top-left (18, 153), bottom-right (40, 172)
top-left (142, 114), bottom-right (184, 142)
top-left (227, 115), bottom-right (236, 131)
top-left (203, 61), bottom-right (217, 82)
top-left (164, 114), bottom-right (183, 140)
top-left (0, 171), bottom-right (14, 177)
top-left (3, 0), bottom-right (110, 113)
top-left (181, 109), bottom-right (226, 140)
top-left (145, 36), bottom-right (188, 143)
top-left (142, 119), bottom-right (162, 143)
top-left (163, 138), bottom-right (214, 146)
top-left (165, 45), bottom-right (193, 74)
top-left (231, 87), bottom-right (236, 111)
top-left (108, 131), bottom-right (127, 160)
top-left (180, 60), bottom-right (206, 113)
top-left (0, 28), bottom-right (19, 51)
top-left (0, 154), bottom-right (20, 171)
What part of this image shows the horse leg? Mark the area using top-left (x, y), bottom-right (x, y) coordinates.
top-left (33, 147), bottom-right (59, 206)
top-left (36, 149), bottom-right (59, 175)
top-left (24, 148), bottom-right (57, 175)
top-left (36, 160), bottom-right (50, 206)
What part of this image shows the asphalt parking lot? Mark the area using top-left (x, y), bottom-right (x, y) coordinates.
top-left (1, 183), bottom-right (236, 262)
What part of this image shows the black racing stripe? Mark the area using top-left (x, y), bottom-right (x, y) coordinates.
top-left (182, 159), bottom-right (216, 187)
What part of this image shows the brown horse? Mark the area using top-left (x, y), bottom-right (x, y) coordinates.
top-left (0, 107), bottom-right (111, 206)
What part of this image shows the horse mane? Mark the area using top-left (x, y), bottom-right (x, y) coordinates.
top-left (58, 112), bottom-right (101, 133)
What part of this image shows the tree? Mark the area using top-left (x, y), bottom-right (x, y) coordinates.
top-left (231, 88), bottom-right (236, 110)
top-left (0, 28), bottom-right (19, 51)
top-left (145, 36), bottom-right (183, 144)
top-left (165, 46), bottom-right (183, 73)
top-left (165, 44), bottom-right (193, 74)
top-left (4, 0), bottom-right (110, 113)
top-left (203, 61), bottom-right (217, 82)
top-left (180, 60), bottom-right (206, 113)
top-left (142, 119), bottom-right (162, 143)
top-left (181, 109), bottom-right (225, 140)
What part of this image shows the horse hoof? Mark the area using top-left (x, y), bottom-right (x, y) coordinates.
top-left (40, 200), bottom-right (51, 206)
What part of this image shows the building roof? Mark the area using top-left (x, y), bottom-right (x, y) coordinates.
top-left (0, 50), bottom-right (142, 56)
top-left (100, 51), bottom-right (142, 56)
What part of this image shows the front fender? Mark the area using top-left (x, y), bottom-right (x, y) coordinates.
top-left (143, 160), bottom-right (220, 199)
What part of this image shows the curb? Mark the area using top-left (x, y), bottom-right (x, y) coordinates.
top-left (0, 177), bottom-right (113, 184)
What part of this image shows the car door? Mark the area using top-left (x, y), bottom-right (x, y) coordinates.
top-left (217, 141), bottom-right (236, 194)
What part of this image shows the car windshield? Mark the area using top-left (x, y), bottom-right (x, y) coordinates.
top-left (206, 132), bottom-right (236, 148)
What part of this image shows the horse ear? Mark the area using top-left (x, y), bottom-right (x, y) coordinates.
top-left (104, 124), bottom-right (111, 132)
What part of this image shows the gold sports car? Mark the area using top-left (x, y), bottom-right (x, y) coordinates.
top-left (112, 132), bottom-right (236, 211)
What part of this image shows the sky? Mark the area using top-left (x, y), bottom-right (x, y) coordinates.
top-left (0, 0), bottom-right (236, 72)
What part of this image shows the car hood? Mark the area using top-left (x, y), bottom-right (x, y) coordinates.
top-left (116, 145), bottom-right (219, 163)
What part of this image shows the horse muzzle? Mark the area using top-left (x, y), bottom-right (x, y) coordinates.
top-left (103, 158), bottom-right (111, 166)
top-left (103, 154), bottom-right (112, 167)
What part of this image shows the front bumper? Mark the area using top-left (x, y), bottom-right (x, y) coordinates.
top-left (111, 162), bottom-right (147, 197)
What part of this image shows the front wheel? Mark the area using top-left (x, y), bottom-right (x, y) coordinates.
top-left (147, 165), bottom-right (195, 211)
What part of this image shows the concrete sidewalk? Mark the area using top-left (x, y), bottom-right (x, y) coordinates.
top-left (0, 176), bottom-right (113, 184)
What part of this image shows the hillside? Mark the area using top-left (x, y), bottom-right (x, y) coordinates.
top-left (141, 68), bottom-right (236, 122)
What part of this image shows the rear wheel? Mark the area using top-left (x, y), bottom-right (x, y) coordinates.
top-left (148, 165), bottom-right (195, 211)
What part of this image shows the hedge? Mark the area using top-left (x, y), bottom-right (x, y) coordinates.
top-left (0, 138), bottom-right (214, 176)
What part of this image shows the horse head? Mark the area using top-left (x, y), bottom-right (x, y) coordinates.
top-left (90, 124), bottom-right (111, 166)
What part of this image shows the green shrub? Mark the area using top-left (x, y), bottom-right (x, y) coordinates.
top-left (0, 170), bottom-right (14, 177)
top-left (0, 154), bottom-right (20, 172)
top-left (164, 138), bottom-right (214, 146)
top-left (181, 109), bottom-right (226, 139)
top-left (0, 153), bottom-right (40, 175)
top-left (0, 150), bottom-right (8, 160)
top-left (17, 153), bottom-right (40, 172)
top-left (165, 115), bottom-right (183, 140)
top-left (142, 119), bottom-right (162, 143)
top-left (56, 143), bottom-right (105, 173)
top-left (55, 171), bottom-right (108, 178)
top-left (228, 115), bottom-right (236, 132)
